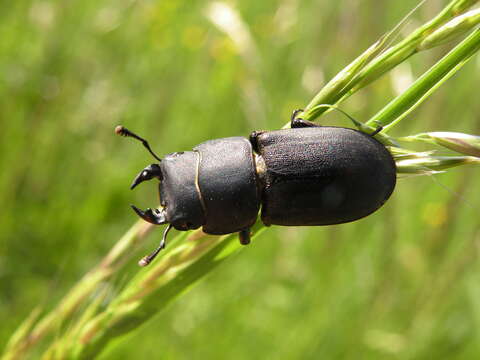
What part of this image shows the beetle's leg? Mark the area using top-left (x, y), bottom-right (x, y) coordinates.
top-left (291, 118), bottom-right (321, 128)
top-left (130, 164), bottom-right (163, 189)
top-left (290, 109), bottom-right (321, 128)
top-left (131, 205), bottom-right (167, 225)
top-left (249, 131), bottom-right (265, 153)
top-left (138, 224), bottom-right (173, 266)
top-left (291, 109), bottom-right (304, 121)
top-left (370, 125), bottom-right (383, 137)
top-left (238, 228), bottom-right (251, 245)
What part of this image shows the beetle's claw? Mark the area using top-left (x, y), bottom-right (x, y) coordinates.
top-left (130, 164), bottom-right (162, 190)
top-left (138, 224), bottom-right (172, 266)
top-left (131, 205), bottom-right (167, 225)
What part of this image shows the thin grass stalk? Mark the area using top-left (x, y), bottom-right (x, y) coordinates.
top-left (301, 32), bottom-right (397, 120)
top-left (401, 132), bottom-right (480, 156)
top-left (418, 8), bottom-right (480, 50)
top-left (303, 0), bottom-right (478, 121)
top-left (365, 28), bottom-right (480, 130)
top-left (4, 2), bottom-right (480, 360)
top-left (2, 221), bottom-right (154, 360)
top-left (395, 155), bottom-right (480, 174)
top-left (301, 3), bottom-right (419, 121)
top-left (349, 0), bottom-right (478, 92)
top-left (41, 223), bottom-right (265, 359)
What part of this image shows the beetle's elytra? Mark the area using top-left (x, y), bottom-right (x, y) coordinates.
top-left (116, 111), bottom-right (396, 266)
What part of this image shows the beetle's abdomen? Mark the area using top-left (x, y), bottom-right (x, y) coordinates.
top-left (194, 137), bottom-right (260, 234)
top-left (256, 127), bottom-right (396, 226)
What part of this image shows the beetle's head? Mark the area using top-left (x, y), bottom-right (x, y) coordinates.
top-left (115, 125), bottom-right (170, 266)
top-left (115, 126), bottom-right (205, 266)
top-left (115, 126), bottom-right (168, 224)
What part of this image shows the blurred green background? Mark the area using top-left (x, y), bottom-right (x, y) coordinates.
top-left (1, 0), bottom-right (480, 358)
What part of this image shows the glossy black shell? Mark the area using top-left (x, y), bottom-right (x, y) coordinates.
top-left (159, 126), bottom-right (396, 235)
top-left (160, 137), bottom-right (260, 234)
top-left (193, 137), bottom-right (260, 234)
top-left (255, 127), bottom-right (396, 226)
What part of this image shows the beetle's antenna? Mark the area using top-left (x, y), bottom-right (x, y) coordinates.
top-left (115, 125), bottom-right (162, 162)
top-left (138, 224), bottom-right (173, 267)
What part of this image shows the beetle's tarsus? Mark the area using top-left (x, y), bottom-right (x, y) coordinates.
top-left (239, 228), bottom-right (251, 245)
top-left (370, 125), bottom-right (383, 136)
top-left (290, 109), bottom-right (304, 122)
top-left (290, 109), bottom-right (321, 129)
top-left (291, 118), bottom-right (321, 128)
top-left (131, 205), bottom-right (167, 225)
top-left (130, 164), bottom-right (163, 189)
top-left (138, 224), bottom-right (172, 266)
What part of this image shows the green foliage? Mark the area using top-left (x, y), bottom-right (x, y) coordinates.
top-left (1, 0), bottom-right (480, 359)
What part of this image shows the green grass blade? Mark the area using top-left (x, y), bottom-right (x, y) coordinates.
top-left (351, 0), bottom-right (478, 92)
top-left (302, 0), bottom-right (478, 122)
top-left (42, 223), bottom-right (265, 359)
top-left (2, 221), bottom-right (154, 359)
top-left (366, 28), bottom-right (480, 130)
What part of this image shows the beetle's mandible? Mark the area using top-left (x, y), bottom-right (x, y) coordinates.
top-left (116, 110), bottom-right (396, 266)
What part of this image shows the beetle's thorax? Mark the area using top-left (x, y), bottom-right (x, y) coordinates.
top-left (159, 151), bottom-right (205, 231)
top-left (159, 137), bottom-right (261, 235)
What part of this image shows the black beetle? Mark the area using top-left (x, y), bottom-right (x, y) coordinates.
top-left (116, 110), bottom-right (396, 266)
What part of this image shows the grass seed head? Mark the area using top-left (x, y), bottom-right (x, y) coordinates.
top-left (419, 8), bottom-right (480, 50)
